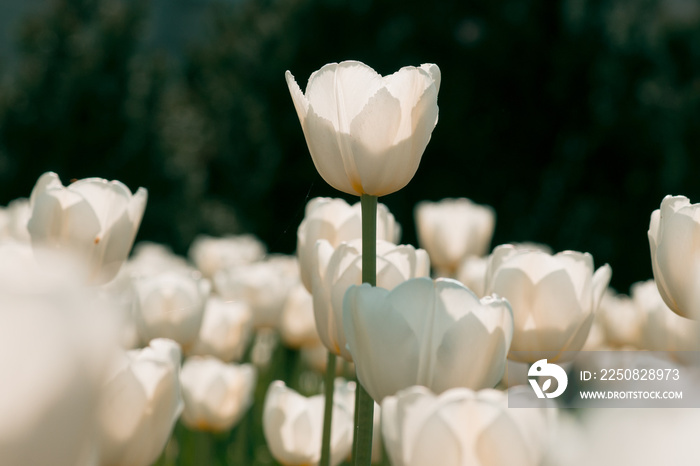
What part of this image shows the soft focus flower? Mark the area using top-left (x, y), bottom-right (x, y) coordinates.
top-left (0, 246), bottom-right (113, 466)
top-left (0, 198), bottom-right (31, 242)
top-left (381, 386), bottom-right (553, 466)
top-left (188, 296), bottom-right (253, 362)
top-left (286, 61), bottom-right (440, 196)
top-left (97, 338), bottom-right (183, 466)
top-left (633, 279), bottom-right (700, 359)
top-left (126, 242), bottom-right (191, 277)
top-left (648, 195), bottom-right (700, 320)
top-left (313, 239), bottom-right (430, 360)
top-left (132, 270), bottom-right (211, 350)
top-left (27, 172), bottom-right (147, 284)
top-left (280, 283), bottom-right (323, 349)
top-left (456, 255), bottom-right (489, 297)
top-left (597, 288), bottom-right (642, 348)
top-left (189, 234), bottom-right (266, 279)
top-left (214, 255), bottom-right (299, 329)
top-left (343, 277), bottom-right (513, 402)
top-left (297, 197), bottom-right (400, 292)
top-left (263, 381), bottom-right (353, 466)
top-left (484, 245), bottom-right (611, 363)
top-left (180, 356), bottom-right (256, 432)
top-left (415, 198), bottom-right (495, 275)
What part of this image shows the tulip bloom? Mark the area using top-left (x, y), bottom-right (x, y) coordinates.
top-left (180, 356), bottom-right (256, 432)
top-left (188, 296), bottom-right (253, 362)
top-left (484, 245), bottom-right (611, 363)
top-left (27, 172), bottom-right (147, 284)
top-left (279, 284), bottom-right (323, 349)
top-left (313, 239), bottom-right (430, 361)
top-left (263, 381), bottom-right (353, 466)
top-left (343, 277), bottom-right (513, 402)
top-left (381, 386), bottom-right (553, 466)
top-left (189, 234), bottom-right (266, 279)
top-left (97, 339), bottom-right (183, 466)
top-left (214, 255), bottom-right (299, 329)
top-left (286, 61), bottom-right (440, 196)
top-left (648, 195), bottom-right (700, 320)
top-left (415, 198), bottom-right (495, 275)
top-left (297, 197), bottom-right (401, 292)
top-left (132, 270), bottom-right (211, 350)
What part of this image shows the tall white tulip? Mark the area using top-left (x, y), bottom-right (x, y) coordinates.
top-left (484, 245), bottom-right (611, 363)
top-left (180, 356), bottom-right (256, 432)
top-left (286, 61), bottom-right (440, 196)
top-left (648, 195), bottom-right (700, 320)
top-left (381, 386), bottom-right (553, 466)
top-left (263, 381), bottom-right (354, 466)
top-left (27, 172), bottom-right (147, 284)
top-left (97, 338), bottom-right (183, 466)
top-left (415, 198), bottom-right (495, 275)
top-left (343, 277), bottom-right (513, 402)
top-left (297, 197), bottom-right (400, 292)
top-left (313, 239), bottom-right (430, 361)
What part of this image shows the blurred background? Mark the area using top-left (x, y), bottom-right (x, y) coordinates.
top-left (0, 0), bottom-right (699, 292)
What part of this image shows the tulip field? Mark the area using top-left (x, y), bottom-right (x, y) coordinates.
top-left (2, 52), bottom-right (700, 466)
top-left (2, 0), bottom-right (700, 463)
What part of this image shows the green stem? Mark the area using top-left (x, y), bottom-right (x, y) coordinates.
top-left (320, 351), bottom-right (337, 466)
top-left (354, 193), bottom-right (377, 465)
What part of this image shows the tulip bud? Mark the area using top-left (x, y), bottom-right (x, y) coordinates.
top-left (297, 197), bottom-right (401, 292)
top-left (286, 61), bottom-right (440, 197)
top-left (188, 296), bottom-right (253, 362)
top-left (313, 239), bottom-right (430, 361)
top-left (597, 289), bottom-right (642, 349)
top-left (180, 356), bottom-right (256, 432)
top-left (263, 381), bottom-right (353, 466)
top-left (648, 195), bottom-right (700, 320)
top-left (484, 245), bottom-right (611, 363)
top-left (27, 172), bottom-right (147, 284)
top-left (97, 338), bottom-right (183, 466)
top-left (381, 386), bottom-right (554, 466)
top-left (343, 277), bottom-right (513, 402)
top-left (415, 198), bottom-right (495, 275)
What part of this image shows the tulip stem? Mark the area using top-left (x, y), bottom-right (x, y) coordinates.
top-left (354, 193), bottom-right (378, 466)
top-left (320, 351), bottom-right (337, 466)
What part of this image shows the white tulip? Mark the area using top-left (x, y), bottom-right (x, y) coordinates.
top-left (133, 270), bottom-right (211, 350)
top-left (648, 195), bottom-right (700, 320)
top-left (415, 198), bottom-right (495, 275)
top-left (313, 239), bottom-right (430, 361)
top-left (214, 255), bottom-right (299, 329)
top-left (263, 381), bottom-right (353, 466)
top-left (97, 338), bottom-right (183, 466)
top-left (280, 283), bottom-right (323, 349)
top-left (189, 234), bottom-right (266, 279)
top-left (297, 197), bottom-right (400, 292)
top-left (484, 245), bottom-right (611, 363)
top-left (381, 386), bottom-right (554, 466)
top-left (456, 255), bottom-right (489, 297)
top-left (597, 288), bottom-right (642, 348)
top-left (188, 296), bottom-right (253, 362)
top-left (180, 356), bottom-right (256, 432)
top-left (344, 277), bottom-right (513, 402)
top-left (27, 172), bottom-right (147, 284)
top-left (286, 61), bottom-right (440, 196)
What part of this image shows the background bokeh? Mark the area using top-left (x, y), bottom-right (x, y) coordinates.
top-left (1, 0), bottom-right (699, 292)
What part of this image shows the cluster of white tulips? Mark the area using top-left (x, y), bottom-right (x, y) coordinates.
top-left (2, 59), bottom-right (700, 466)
